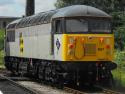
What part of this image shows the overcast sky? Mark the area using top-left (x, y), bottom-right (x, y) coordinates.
top-left (0, 0), bottom-right (57, 17)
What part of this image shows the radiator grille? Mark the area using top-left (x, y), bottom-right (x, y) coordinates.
top-left (84, 44), bottom-right (96, 55)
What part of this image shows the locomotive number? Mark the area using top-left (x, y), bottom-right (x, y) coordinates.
top-left (98, 48), bottom-right (104, 51)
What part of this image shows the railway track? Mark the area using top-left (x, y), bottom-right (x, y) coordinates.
top-left (0, 74), bottom-right (37, 94)
top-left (64, 87), bottom-right (85, 94)
top-left (102, 88), bottom-right (121, 94)
top-left (64, 86), bottom-right (121, 94)
top-left (0, 72), bottom-right (122, 94)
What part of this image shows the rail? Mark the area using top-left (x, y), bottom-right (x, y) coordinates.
top-left (64, 86), bottom-right (121, 94)
top-left (0, 74), bottom-right (38, 94)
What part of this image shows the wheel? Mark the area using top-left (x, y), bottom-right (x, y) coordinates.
top-left (38, 63), bottom-right (45, 81)
top-left (44, 63), bottom-right (52, 84)
top-left (27, 61), bottom-right (33, 76)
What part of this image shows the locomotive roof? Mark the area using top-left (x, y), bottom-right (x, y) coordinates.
top-left (52, 5), bottom-right (111, 18)
top-left (6, 19), bottom-right (21, 30)
top-left (7, 5), bottom-right (111, 29)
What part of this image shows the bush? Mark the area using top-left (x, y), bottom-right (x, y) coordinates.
top-left (0, 29), bottom-right (5, 51)
top-left (114, 26), bottom-right (125, 50)
top-left (111, 12), bottom-right (125, 50)
top-left (114, 50), bottom-right (125, 65)
top-left (0, 29), bottom-right (5, 68)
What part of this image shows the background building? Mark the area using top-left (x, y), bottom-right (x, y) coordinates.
top-left (0, 16), bottom-right (19, 29)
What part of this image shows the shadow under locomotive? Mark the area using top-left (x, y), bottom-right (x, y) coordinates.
top-left (4, 56), bottom-right (117, 87)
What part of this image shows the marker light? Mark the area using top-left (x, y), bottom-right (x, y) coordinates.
top-left (81, 38), bottom-right (84, 42)
top-left (106, 45), bottom-right (110, 49)
top-left (74, 37), bottom-right (78, 41)
top-left (106, 38), bottom-right (110, 44)
top-left (69, 37), bottom-right (74, 44)
top-left (68, 44), bottom-right (74, 49)
top-left (100, 37), bottom-right (104, 43)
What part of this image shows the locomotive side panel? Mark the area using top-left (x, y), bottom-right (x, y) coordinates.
top-left (6, 30), bottom-right (19, 57)
top-left (37, 24), bottom-right (53, 60)
top-left (54, 34), bottom-right (63, 61)
top-left (12, 23), bottom-right (53, 60)
top-left (16, 27), bottom-right (30, 57)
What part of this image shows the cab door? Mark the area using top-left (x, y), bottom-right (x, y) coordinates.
top-left (51, 19), bottom-right (64, 60)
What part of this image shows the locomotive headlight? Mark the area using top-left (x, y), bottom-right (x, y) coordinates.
top-left (74, 37), bottom-right (78, 41)
top-left (105, 38), bottom-right (111, 55)
top-left (68, 37), bottom-right (75, 58)
top-left (68, 44), bottom-right (74, 49)
top-left (68, 45), bottom-right (74, 59)
top-left (106, 45), bottom-right (111, 55)
top-left (69, 37), bottom-right (74, 44)
top-left (81, 38), bottom-right (84, 43)
top-left (106, 38), bottom-right (110, 44)
top-left (100, 37), bottom-right (104, 43)
top-left (106, 45), bottom-right (110, 49)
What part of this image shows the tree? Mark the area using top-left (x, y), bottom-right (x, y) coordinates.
top-left (55, 0), bottom-right (123, 13)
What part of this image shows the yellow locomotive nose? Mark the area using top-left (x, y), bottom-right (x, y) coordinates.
top-left (74, 37), bottom-right (84, 60)
top-left (67, 36), bottom-right (85, 60)
top-left (62, 34), bottom-right (114, 62)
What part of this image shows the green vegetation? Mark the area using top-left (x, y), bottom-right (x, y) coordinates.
top-left (113, 51), bottom-right (125, 86)
top-left (113, 12), bottom-right (125, 51)
top-left (0, 29), bottom-right (5, 69)
top-left (55, 0), bottom-right (125, 13)
top-left (113, 68), bottom-right (125, 86)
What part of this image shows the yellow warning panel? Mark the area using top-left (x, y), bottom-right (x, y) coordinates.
top-left (19, 33), bottom-right (24, 55)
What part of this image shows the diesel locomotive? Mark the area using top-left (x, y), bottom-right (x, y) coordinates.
top-left (4, 5), bottom-right (117, 86)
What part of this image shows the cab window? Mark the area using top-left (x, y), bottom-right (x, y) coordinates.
top-left (65, 18), bottom-right (111, 33)
top-left (55, 20), bottom-right (62, 34)
top-left (7, 30), bottom-right (15, 42)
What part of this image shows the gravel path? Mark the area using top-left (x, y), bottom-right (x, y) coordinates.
top-left (17, 81), bottom-right (72, 94)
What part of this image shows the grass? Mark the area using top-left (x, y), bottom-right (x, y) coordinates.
top-left (0, 29), bottom-right (5, 69)
top-left (112, 51), bottom-right (125, 87)
top-left (112, 67), bottom-right (125, 86)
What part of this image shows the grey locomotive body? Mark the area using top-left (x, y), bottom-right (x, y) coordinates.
top-left (4, 5), bottom-right (116, 86)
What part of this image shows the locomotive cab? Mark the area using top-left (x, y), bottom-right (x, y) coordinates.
top-left (64, 18), bottom-right (113, 62)
top-left (53, 17), bottom-right (114, 62)
top-left (51, 6), bottom-right (117, 84)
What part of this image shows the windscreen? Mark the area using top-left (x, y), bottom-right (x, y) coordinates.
top-left (66, 18), bottom-right (111, 33)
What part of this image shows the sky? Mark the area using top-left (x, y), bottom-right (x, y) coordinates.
top-left (0, 0), bottom-right (57, 17)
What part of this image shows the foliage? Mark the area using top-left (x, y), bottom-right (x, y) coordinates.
top-left (114, 50), bottom-right (125, 64)
top-left (112, 12), bottom-right (125, 50)
top-left (0, 50), bottom-right (4, 68)
top-left (113, 68), bottom-right (125, 87)
top-left (114, 26), bottom-right (125, 50)
top-left (111, 12), bottom-right (125, 28)
top-left (113, 50), bottom-right (125, 86)
top-left (0, 29), bottom-right (5, 68)
top-left (55, 0), bottom-right (124, 13)
top-left (0, 29), bottom-right (5, 51)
